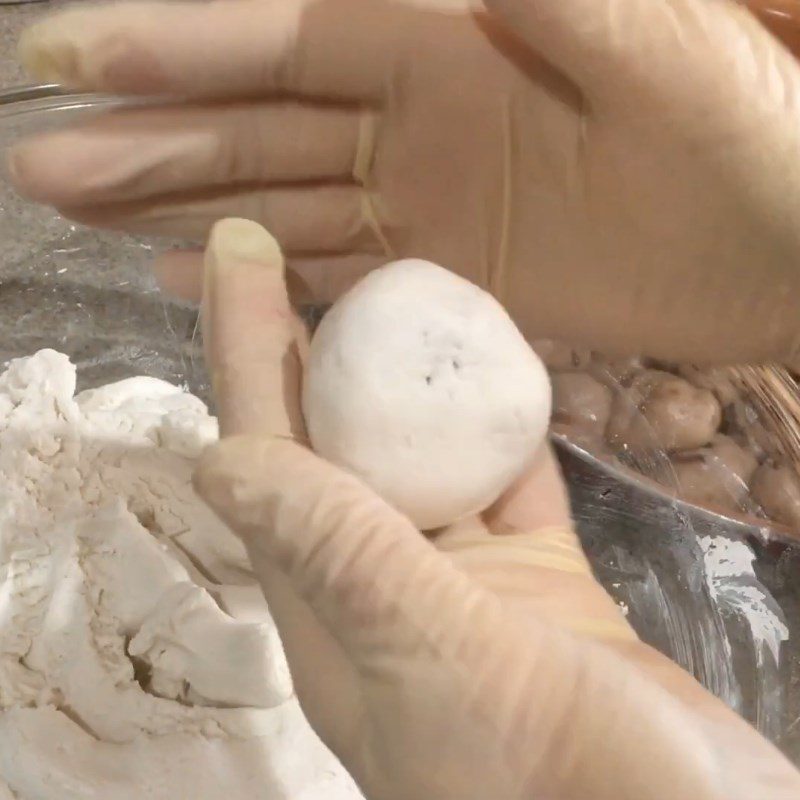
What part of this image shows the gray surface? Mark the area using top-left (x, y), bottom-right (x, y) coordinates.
top-left (0, 8), bottom-right (210, 393)
top-left (558, 440), bottom-right (800, 763)
top-left (0, 3), bottom-right (47, 87)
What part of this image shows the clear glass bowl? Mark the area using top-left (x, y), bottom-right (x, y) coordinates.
top-left (0, 85), bottom-right (207, 396)
top-left (1, 85), bottom-right (799, 766)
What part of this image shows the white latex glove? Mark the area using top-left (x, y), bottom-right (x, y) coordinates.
top-left (12, 0), bottom-right (800, 364)
top-left (192, 217), bottom-right (800, 800)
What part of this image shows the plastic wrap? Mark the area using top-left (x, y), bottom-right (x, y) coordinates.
top-left (540, 340), bottom-right (800, 758)
top-left (539, 340), bottom-right (800, 533)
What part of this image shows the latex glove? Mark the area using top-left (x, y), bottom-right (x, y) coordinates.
top-left (192, 217), bottom-right (800, 800)
top-left (12, 0), bottom-right (800, 365)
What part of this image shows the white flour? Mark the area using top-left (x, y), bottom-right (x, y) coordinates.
top-left (0, 350), bottom-right (362, 800)
top-left (698, 535), bottom-right (789, 667)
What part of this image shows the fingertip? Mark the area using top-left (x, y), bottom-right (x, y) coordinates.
top-left (18, 3), bottom-right (175, 94)
top-left (201, 218), bottom-right (306, 440)
top-left (203, 218), bottom-right (286, 318)
top-left (9, 130), bottom-right (120, 206)
top-left (18, 16), bottom-right (81, 85)
top-left (206, 218), bottom-right (285, 275)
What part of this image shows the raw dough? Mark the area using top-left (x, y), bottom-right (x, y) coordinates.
top-left (551, 372), bottom-right (612, 438)
top-left (669, 435), bottom-right (758, 512)
top-left (751, 462), bottom-right (800, 529)
top-left (0, 350), bottom-right (361, 800)
top-left (302, 260), bottom-right (551, 530)
top-left (607, 369), bottom-right (721, 453)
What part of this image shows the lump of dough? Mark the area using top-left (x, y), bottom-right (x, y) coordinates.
top-left (728, 399), bottom-right (777, 462)
top-left (702, 433), bottom-right (759, 484)
top-left (551, 372), bottom-right (612, 438)
top-left (669, 434), bottom-right (758, 512)
top-left (606, 369), bottom-right (721, 452)
top-left (677, 364), bottom-right (740, 407)
top-left (751, 463), bottom-right (800, 529)
top-left (302, 259), bottom-right (551, 530)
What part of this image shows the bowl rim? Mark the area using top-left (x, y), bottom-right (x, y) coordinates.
top-left (0, 84), bottom-right (143, 117)
top-left (554, 435), bottom-right (800, 547)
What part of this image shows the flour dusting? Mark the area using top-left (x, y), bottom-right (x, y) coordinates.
top-left (699, 535), bottom-right (789, 667)
top-left (0, 350), bottom-right (362, 799)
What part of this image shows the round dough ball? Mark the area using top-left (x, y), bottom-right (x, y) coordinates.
top-left (303, 259), bottom-right (551, 530)
top-left (751, 463), bottom-right (800, 529)
top-left (551, 372), bottom-right (612, 438)
top-left (728, 399), bottom-right (776, 462)
top-left (703, 433), bottom-right (759, 485)
top-left (669, 435), bottom-right (757, 513)
top-left (677, 364), bottom-right (740, 407)
top-left (606, 370), bottom-right (721, 453)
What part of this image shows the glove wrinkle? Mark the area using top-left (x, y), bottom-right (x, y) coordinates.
top-left (488, 96), bottom-right (513, 303)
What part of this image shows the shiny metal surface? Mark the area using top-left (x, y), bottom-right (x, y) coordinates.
top-left (557, 437), bottom-right (800, 761)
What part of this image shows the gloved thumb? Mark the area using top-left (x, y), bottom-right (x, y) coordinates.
top-left (196, 436), bottom-right (493, 671)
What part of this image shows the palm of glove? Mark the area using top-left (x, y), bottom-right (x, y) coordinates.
top-left (13, 0), bottom-right (800, 364)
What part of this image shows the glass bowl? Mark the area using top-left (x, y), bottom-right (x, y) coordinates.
top-left (0, 85), bottom-right (798, 766)
top-left (0, 85), bottom-right (207, 395)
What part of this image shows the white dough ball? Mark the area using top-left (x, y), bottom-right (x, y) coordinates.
top-left (302, 259), bottom-right (551, 530)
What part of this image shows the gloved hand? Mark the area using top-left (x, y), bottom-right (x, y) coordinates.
top-left (12, 0), bottom-right (800, 364)
top-left (193, 217), bottom-right (800, 800)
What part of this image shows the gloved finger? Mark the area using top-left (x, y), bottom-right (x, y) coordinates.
top-left (201, 219), bottom-right (362, 754)
top-left (484, 0), bottom-right (797, 113)
top-left (202, 218), bottom-right (306, 439)
top-left (10, 102), bottom-right (365, 206)
top-left (287, 252), bottom-right (381, 307)
top-left (196, 436), bottom-right (469, 659)
top-left (200, 243), bottom-right (467, 653)
top-left (59, 184), bottom-right (385, 255)
top-left (155, 249), bottom-right (380, 307)
top-left (19, 0), bottom-right (400, 101)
